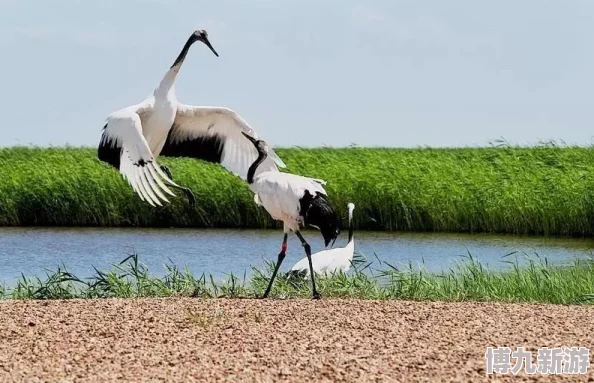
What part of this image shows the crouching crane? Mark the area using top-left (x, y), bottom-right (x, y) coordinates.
top-left (290, 203), bottom-right (355, 278)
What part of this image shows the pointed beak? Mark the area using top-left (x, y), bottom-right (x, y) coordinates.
top-left (241, 131), bottom-right (257, 143)
top-left (203, 37), bottom-right (219, 57)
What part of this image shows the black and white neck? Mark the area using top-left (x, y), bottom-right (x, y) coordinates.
top-left (156, 34), bottom-right (198, 96)
top-left (246, 144), bottom-right (268, 184)
top-left (170, 34), bottom-right (198, 71)
top-left (348, 218), bottom-right (353, 243)
top-left (347, 203), bottom-right (355, 243)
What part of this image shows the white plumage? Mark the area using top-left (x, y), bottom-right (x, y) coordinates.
top-left (250, 171), bottom-right (328, 234)
top-left (98, 29), bottom-right (284, 206)
top-left (290, 203), bottom-right (356, 277)
top-left (100, 110), bottom-right (178, 205)
top-left (241, 132), bottom-right (340, 299)
top-left (166, 105), bottom-right (285, 179)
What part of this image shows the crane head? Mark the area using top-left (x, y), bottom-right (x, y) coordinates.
top-left (241, 132), bottom-right (269, 154)
top-left (193, 29), bottom-right (219, 57)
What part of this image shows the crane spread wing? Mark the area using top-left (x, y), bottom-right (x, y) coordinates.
top-left (98, 109), bottom-right (179, 207)
top-left (160, 105), bottom-right (286, 180)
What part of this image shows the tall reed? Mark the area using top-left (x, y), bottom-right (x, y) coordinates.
top-left (2, 145), bottom-right (594, 235)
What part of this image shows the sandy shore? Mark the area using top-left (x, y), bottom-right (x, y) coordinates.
top-left (0, 298), bottom-right (592, 382)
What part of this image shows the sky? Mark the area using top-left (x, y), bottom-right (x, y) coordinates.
top-left (0, 0), bottom-right (593, 148)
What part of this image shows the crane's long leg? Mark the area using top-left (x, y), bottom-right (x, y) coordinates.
top-left (160, 165), bottom-right (196, 207)
top-left (160, 164), bottom-right (173, 179)
top-left (295, 231), bottom-right (321, 300)
top-left (262, 233), bottom-right (288, 298)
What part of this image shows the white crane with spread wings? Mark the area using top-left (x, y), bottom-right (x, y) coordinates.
top-left (97, 29), bottom-right (284, 207)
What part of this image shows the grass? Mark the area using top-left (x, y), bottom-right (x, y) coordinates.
top-left (3, 143), bottom-right (594, 235)
top-left (2, 251), bottom-right (594, 305)
top-left (186, 305), bottom-right (225, 328)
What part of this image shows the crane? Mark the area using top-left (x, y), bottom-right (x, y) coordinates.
top-left (289, 203), bottom-right (355, 278)
top-left (98, 28), bottom-right (285, 207)
top-left (241, 132), bottom-right (340, 299)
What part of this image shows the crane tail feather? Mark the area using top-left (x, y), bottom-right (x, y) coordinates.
top-left (299, 191), bottom-right (340, 247)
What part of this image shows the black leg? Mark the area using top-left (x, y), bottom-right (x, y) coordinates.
top-left (160, 165), bottom-right (173, 180)
top-left (295, 231), bottom-right (321, 300)
top-left (160, 165), bottom-right (196, 207)
top-left (262, 234), bottom-right (288, 298)
top-left (178, 186), bottom-right (196, 208)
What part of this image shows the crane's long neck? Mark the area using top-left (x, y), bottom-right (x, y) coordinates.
top-left (155, 35), bottom-right (197, 96)
top-left (348, 213), bottom-right (354, 243)
top-left (247, 148), bottom-right (268, 184)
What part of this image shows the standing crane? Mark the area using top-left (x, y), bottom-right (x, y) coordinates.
top-left (241, 132), bottom-right (340, 299)
top-left (98, 28), bottom-right (285, 207)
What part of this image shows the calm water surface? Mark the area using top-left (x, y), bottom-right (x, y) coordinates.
top-left (1, 228), bottom-right (594, 284)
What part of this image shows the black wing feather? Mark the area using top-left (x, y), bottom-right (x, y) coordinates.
top-left (160, 124), bottom-right (225, 164)
top-left (97, 123), bottom-right (122, 169)
top-left (299, 190), bottom-right (340, 247)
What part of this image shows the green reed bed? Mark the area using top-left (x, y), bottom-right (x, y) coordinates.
top-left (2, 252), bottom-right (594, 304)
top-left (2, 145), bottom-right (594, 235)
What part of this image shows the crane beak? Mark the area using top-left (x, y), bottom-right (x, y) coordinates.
top-left (203, 37), bottom-right (219, 57)
top-left (241, 131), bottom-right (257, 143)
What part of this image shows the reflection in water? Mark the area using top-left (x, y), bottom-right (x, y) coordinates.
top-left (0, 227), bottom-right (593, 283)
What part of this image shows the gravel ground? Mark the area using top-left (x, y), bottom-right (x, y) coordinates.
top-left (0, 298), bottom-right (593, 382)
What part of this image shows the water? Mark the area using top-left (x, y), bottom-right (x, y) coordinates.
top-left (1, 227), bottom-right (593, 284)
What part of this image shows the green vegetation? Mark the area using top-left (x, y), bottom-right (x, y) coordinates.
top-left (2, 252), bottom-right (594, 304)
top-left (2, 144), bottom-right (594, 235)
